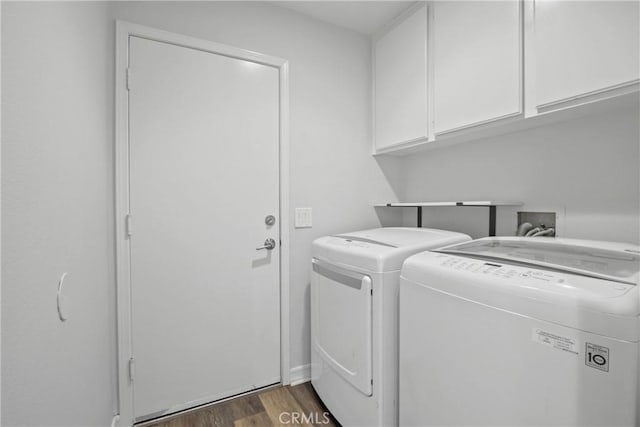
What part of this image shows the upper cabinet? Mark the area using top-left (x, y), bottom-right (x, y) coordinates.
top-left (434, 1), bottom-right (522, 134)
top-left (373, 0), bottom-right (639, 155)
top-left (533, 0), bottom-right (639, 113)
top-left (374, 4), bottom-right (429, 152)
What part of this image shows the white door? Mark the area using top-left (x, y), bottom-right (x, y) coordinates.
top-left (433, 1), bottom-right (521, 134)
top-left (128, 36), bottom-right (281, 421)
top-left (374, 4), bottom-right (429, 151)
top-left (534, 0), bottom-right (639, 108)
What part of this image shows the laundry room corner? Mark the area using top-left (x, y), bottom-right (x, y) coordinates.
top-left (399, 107), bottom-right (640, 243)
top-left (3, 1), bottom-right (637, 426)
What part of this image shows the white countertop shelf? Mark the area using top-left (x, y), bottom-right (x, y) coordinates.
top-left (375, 201), bottom-right (523, 207)
top-left (375, 201), bottom-right (523, 235)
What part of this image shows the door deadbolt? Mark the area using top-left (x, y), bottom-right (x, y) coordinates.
top-left (265, 215), bottom-right (276, 226)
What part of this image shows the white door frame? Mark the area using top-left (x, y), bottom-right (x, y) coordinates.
top-left (114, 21), bottom-right (290, 427)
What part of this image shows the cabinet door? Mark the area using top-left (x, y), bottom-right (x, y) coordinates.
top-left (434, 1), bottom-right (522, 134)
top-left (535, 0), bottom-right (639, 110)
top-left (374, 5), bottom-right (428, 151)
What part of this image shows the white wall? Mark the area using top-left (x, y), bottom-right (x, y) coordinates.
top-left (1, 2), bottom-right (401, 426)
top-left (0, 2), bottom-right (4, 423)
top-left (400, 107), bottom-right (640, 244)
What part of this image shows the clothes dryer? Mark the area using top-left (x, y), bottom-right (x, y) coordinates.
top-left (311, 227), bottom-right (470, 426)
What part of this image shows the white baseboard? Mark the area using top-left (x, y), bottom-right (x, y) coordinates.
top-left (289, 364), bottom-right (311, 386)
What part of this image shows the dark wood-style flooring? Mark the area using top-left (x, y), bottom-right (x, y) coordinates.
top-left (143, 382), bottom-right (341, 427)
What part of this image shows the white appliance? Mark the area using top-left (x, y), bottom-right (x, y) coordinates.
top-left (310, 227), bottom-right (471, 426)
top-left (399, 237), bottom-right (640, 426)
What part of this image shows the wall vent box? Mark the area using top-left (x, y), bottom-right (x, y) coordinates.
top-left (517, 211), bottom-right (557, 236)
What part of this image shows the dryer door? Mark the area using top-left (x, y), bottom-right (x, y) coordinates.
top-left (311, 259), bottom-right (373, 396)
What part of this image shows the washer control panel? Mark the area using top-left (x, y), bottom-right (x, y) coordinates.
top-left (432, 254), bottom-right (633, 296)
top-left (439, 256), bottom-right (559, 282)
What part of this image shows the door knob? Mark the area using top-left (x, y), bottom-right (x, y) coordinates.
top-left (256, 238), bottom-right (276, 251)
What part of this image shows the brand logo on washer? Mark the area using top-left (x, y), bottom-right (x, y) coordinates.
top-left (585, 342), bottom-right (610, 372)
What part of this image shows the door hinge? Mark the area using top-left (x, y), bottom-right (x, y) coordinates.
top-left (128, 358), bottom-right (135, 383)
top-left (126, 68), bottom-right (132, 91)
top-left (126, 214), bottom-right (133, 237)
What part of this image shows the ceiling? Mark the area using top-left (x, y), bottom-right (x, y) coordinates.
top-left (272, 1), bottom-right (416, 36)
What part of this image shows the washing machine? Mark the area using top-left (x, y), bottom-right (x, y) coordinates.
top-left (310, 227), bottom-right (470, 426)
top-left (399, 237), bottom-right (640, 426)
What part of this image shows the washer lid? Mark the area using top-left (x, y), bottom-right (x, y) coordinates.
top-left (312, 227), bottom-right (471, 272)
top-left (439, 237), bottom-right (640, 285)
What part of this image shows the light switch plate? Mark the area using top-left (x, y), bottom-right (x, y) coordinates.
top-left (295, 207), bottom-right (312, 228)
